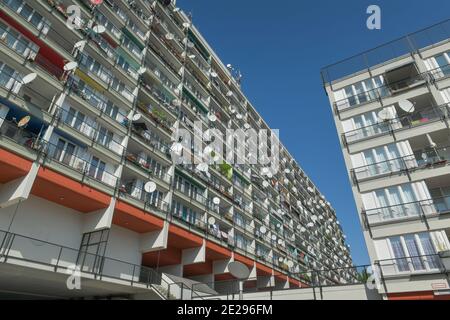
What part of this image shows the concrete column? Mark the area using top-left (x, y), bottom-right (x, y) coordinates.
top-left (0, 162), bottom-right (39, 209)
top-left (81, 198), bottom-right (115, 233)
top-left (182, 239), bottom-right (206, 265)
top-left (140, 220), bottom-right (169, 253)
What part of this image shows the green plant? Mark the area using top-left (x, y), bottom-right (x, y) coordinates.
top-left (218, 163), bottom-right (233, 180)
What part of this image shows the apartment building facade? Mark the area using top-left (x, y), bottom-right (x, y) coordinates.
top-left (0, 0), bottom-right (354, 299)
top-left (323, 19), bottom-right (450, 300)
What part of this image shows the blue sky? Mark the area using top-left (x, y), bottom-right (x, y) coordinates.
top-left (177, 0), bottom-right (450, 265)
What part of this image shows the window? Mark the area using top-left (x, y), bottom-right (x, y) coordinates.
top-left (171, 200), bottom-right (198, 225)
top-left (88, 156), bottom-right (106, 181)
top-left (362, 144), bottom-right (402, 176)
top-left (374, 184), bottom-right (419, 220)
top-left (53, 138), bottom-right (76, 166)
top-left (388, 233), bottom-right (440, 273)
top-left (339, 75), bottom-right (388, 109)
top-left (434, 52), bottom-right (450, 76)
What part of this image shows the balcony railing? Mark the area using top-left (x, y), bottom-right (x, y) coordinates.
top-left (56, 107), bottom-right (125, 156)
top-left (125, 153), bottom-right (171, 183)
top-left (377, 254), bottom-right (445, 277)
top-left (42, 140), bottom-right (118, 188)
top-left (67, 77), bottom-right (128, 127)
top-left (172, 183), bottom-right (207, 206)
top-left (363, 195), bottom-right (450, 226)
top-left (334, 72), bottom-right (428, 112)
top-left (118, 183), bottom-right (170, 213)
top-left (343, 104), bottom-right (449, 145)
top-left (0, 24), bottom-right (40, 60)
top-left (352, 145), bottom-right (450, 183)
top-left (0, 230), bottom-right (186, 299)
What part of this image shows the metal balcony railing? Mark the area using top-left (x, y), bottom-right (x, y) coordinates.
top-left (352, 145), bottom-right (450, 183)
top-left (377, 254), bottom-right (446, 277)
top-left (334, 71), bottom-right (429, 112)
top-left (0, 230), bottom-right (189, 299)
top-left (56, 107), bottom-right (125, 156)
top-left (321, 18), bottom-right (450, 84)
top-left (343, 104), bottom-right (449, 145)
top-left (362, 196), bottom-right (450, 226)
top-left (42, 140), bottom-right (119, 188)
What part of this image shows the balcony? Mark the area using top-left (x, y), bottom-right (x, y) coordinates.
top-left (363, 195), bottom-right (450, 226)
top-left (377, 254), bottom-right (447, 277)
top-left (334, 70), bottom-right (428, 113)
top-left (42, 140), bottom-right (119, 188)
top-left (0, 22), bottom-right (40, 61)
top-left (352, 145), bottom-right (450, 183)
top-left (0, 230), bottom-right (172, 299)
top-left (118, 181), bottom-right (170, 214)
top-left (343, 103), bottom-right (449, 145)
top-left (56, 107), bottom-right (125, 157)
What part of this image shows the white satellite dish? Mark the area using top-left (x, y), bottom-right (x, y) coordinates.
top-left (187, 41), bottom-right (195, 48)
top-left (300, 227), bottom-right (306, 233)
top-left (267, 172), bottom-right (273, 179)
top-left (170, 142), bottom-right (183, 155)
top-left (213, 197), bottom-right (221, 205)
top-left (262, 181), bottom-right (269, 188)
top-left (244, 123), bottom-right (251, 129)
top-left (211, 72), bottom-right (218, 78)
top-left (74, 40), bottom-right (87, 49)
top-left (311, 215), bottom-right (318, 222)
top-left (92, 25), bottom-right (106, 34)
top-left (63, 61), bottom-right (78, 71)
top-left (197, 162), bottom-right (209, 173)
top-left (271, 235), bottom-right (277, 241)
top-left (182, 22), bottom-right (191, 28)
top-left (226, 91), bottom-right (233, 97)
top-left (208, 113), bottom-right (217, 122)
top-left (236, 113), bottom-right (243, 120)
top-left (132, 113), bottom-right (142, 121)
top-left (208, 216), bottom-right (216, 225)
top-left (138, 67), bottom-right (147, 75)
top-left (377, 108), bottom-right (394, 121)
top-left (398, 100), bottom-right (415, 113)
top-left (188, 54), bottom-right (196, 59)
top-left (277, 239), bottom-right (283, 245)
top-left (260, 226), bottom-right (267, 234)
top-left (307, 222), bottom-right (314, 228)
top-left (228, 261), bottom-right (250, 280)
top-left (144, 181), bottom-right (157, 193)
top-left (278, 257), bottom-right (284, 262)
top-left (287, 261), bottom-right (294, 268)
top-left (21, 73), bottom-right (37, 85)
top-left (229, 106), bottom-right (236, 114)
top-left (172, 99), bottom-right (181, 107)
top-left (165, 33), bottom-right (175, 40)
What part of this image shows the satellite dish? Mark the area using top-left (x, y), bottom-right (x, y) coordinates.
top-left (284, 169), bottom-right (291, 174)
top-left (182, 22), bottom-right (191, 28)
top-left (307, 222), bottom-right (314, 228)
top-left (229, 106), bottom-right (236, 114)
top-left (21, 73), bottom-right (37, 85)
top-left (74, 40), bottom-right (87, 49)
top-left (377, 108), bottom-right (394, 121)
top-left (188, 54), bottom-right (196, 59)
top-left (271, 234), bottom-right (277, 241)
top-left (208, 216), bottom-right (216, 225)
top-left (165, 33), bottom-right (174, 40)
top-left (17, 116), bottom-right (31, 128)
top-left (260, 226), bottom-right (267, 234)
top-left (210, 72), bottom-right (218, 78)
top-left (262, 181), bottom-right (269, 188)
top-left (244, 123), bottom-right (251, 129)
top-left (213, 197), bottom-right (220, 205)
top-left (226, 91), bottom-right (233, 97)
top-left (287, 261), bottom-right (294, 268)
top-left (208, 113), bottom-right (217, 122)
top-left (170, 142), bottom-right (183, 155)
top-left (277, 239), bottom-right (283, 245)
top-left (138, 67), bottom-right (147, 75)
top-left (300, 227), bottom-right (306, 233)
top-left (398, 100), bottom-right (415, 113)
top-left (228, 261), bottom-right (250, 280)
top-left (197, 162), bottom-right (209, 173)
top-left (278, 257), bottom-right (284, 262)
top-left (63, 61), bottom-right (78, 72)
top-left (187, 41), bottom-right (195, 48)
top-left (172, 99), bottom-right (181, 107)
top-left (144, 181), bottom-right (157, 193)
top-left (132, 113), bottom-right (142, 121)
top-left (92, 25), bottom-right (106, 34)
